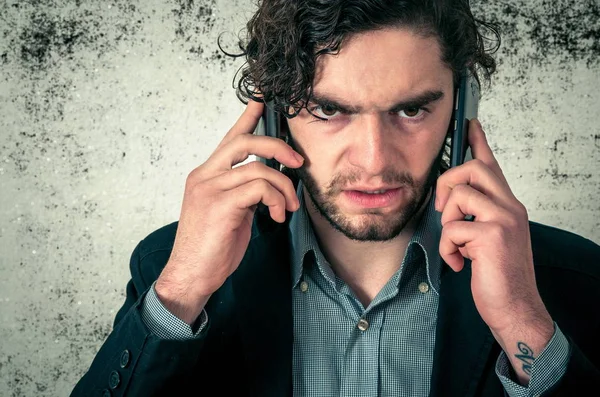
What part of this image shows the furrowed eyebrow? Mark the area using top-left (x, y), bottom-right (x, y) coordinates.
top-left (309, 90), bottom-right (445, 114)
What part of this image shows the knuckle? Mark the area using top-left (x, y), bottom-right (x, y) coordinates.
top-left (187, 165), bottom-right (207, 184)
top-left (245, 160), bottom-right (264, 173)
top-left (470, 158), bottom-right (485, 168)
top-left (515, 201), bottom-right (528, 219)
top-left (453, 183), bottom-right (469, 196)
top-left (233, 133), bottom-right (251, 146)
top-left (254, 178), bottom-right (271, 191)
top-left (186, 170), bottom-right (198, 185)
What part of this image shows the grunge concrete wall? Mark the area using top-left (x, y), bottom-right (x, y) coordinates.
top-left (0, 0), bottom-right (598, 395)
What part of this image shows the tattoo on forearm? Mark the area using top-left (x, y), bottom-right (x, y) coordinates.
top-left (514, 342), bottom-right (535, 376)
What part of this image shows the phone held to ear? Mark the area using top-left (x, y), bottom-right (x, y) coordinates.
top-left (253, 102), bottom-right (285, 220)
top-left (450, 70), bottom-right (480, 168)
top-left (255, 102), bottom-right (282, 171)
top-left (449, 70), bottom-right (480, 221)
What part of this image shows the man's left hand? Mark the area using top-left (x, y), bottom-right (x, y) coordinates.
top-left (435, 119), bottom-right (554, 384)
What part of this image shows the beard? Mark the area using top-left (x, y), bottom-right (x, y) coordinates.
top-left (293, 142), bottom-right (446, 242)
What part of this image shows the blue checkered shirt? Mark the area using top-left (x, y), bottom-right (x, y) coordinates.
top-left (141, 182), bottom-right (570, 396)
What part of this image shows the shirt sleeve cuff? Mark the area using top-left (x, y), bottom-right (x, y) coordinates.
top-left (140, 281), bottom-right (208, 340)
top-left (496, 322), bottom-right (571, 397)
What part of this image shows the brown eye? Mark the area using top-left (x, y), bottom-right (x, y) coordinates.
top-left (403, 107), bottom-right (420, 117)
top-left (320, 104), bottom-right (338, 116)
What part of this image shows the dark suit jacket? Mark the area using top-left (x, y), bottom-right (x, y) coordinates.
top-left (71, 212), bottom-right (600, 396)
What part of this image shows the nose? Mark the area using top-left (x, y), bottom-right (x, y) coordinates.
top-left (347, 114), bottom-right (395, 175)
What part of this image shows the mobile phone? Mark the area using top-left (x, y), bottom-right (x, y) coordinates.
top-left (449, 70), bottom-right (479, 167)
top-left (254, 101), bottom-right (285, 221)
top-left (255, 101), bottom-right (282, 171)
top-left (449, 70), bottom-right (479, 221)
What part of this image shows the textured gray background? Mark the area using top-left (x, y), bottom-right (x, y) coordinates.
top-left (0, 0), bottom-right (598, 395)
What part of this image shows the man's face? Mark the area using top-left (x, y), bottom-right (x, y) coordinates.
top-left (287, 27), bottom-right (454, 241)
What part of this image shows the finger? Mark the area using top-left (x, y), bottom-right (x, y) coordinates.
top-left (468, 119), bottom-right (509, 186)
top-left (440, 183), bottom-right (512, 226)
top-left (439, 219), bottom-right (488, 272)
top-left (229, 178), bottom-right (288, 223)
top-left (208, 160), bottom-right (300, 212)
top-left (217, 99), bottom-right (265, 149)
top-left (208, 134), bottom-right (303, 171)
top-left (435, 158), bottom-right (515, 213)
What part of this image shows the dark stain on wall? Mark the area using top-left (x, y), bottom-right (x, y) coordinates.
top-left (474, 0), bottom-right (600, 86)
top-left (11, 3), bottom-right (142, 74)
top-left (18, 12), bottom-right (84, 72)
top-left (3, 1), bottom-right (145, 124)
top-left (170, 0), bottom-right (233, 69)
top-left (172, 0), bottom-right (216, 39)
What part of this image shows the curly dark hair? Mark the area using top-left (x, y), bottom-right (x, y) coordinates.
top-left (228, 0), bottom-right (500, 117)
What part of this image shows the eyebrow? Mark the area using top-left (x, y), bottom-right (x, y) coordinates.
top-left (309, 90), bottom-right (445, 114)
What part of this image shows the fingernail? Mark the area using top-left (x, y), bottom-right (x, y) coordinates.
top-left (294, 152), bottom-right (304, 163)
top-left (434, 195), bottom-right (440, 211)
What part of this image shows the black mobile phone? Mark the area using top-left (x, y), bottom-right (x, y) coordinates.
top-left (255, 101), bottom-right (283, 170)
top-left (254, 101), bottom-right (286, 221)
top-left (449, 70), bottom-right (479, 168)
top-left (449, 70), bottom-right (480, 222)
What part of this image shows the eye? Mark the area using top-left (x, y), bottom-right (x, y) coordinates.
top-left (399, 107), bottom-right (424, 118)
top-left (314, 104), bottom-right (340, 118)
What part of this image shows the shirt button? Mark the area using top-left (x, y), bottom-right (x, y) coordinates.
top-left (300, 281), bottom-right (309, 293)
top-left (102, 390), bottom-right (112, 397)
top-left (418, 282), bottom-right (430, 293)
top-left (357, 318), bottom-right (369, 331)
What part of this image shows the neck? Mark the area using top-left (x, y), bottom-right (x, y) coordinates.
top-left (306, 187), bottom-right (432, 307)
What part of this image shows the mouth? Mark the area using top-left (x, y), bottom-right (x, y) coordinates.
top-left (356, 189), bottom-right (391, 194)
top-left (342, 187), bottom-right (403, 209)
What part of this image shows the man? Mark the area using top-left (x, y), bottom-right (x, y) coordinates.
top-left (72, 0), bottom-right (600, 396)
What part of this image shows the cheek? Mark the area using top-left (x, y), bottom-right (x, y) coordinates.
top-left (287, 125), bottom-right (328, 183)
top-left (408, 115), bottom-right (452, 176)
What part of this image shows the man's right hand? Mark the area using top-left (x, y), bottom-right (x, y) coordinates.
top-left (154, 100), bottom-right (304, 324)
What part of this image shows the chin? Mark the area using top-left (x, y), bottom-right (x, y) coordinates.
top-left (311, 196), bottom-right (422, 242)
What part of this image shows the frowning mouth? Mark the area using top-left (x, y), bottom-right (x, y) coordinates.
top-left (342, 187), bottom-right (403, 209)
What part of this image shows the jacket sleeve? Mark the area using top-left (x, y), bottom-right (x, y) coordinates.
top-left (544, 336), bottom-right (600, 395)
top-left (70, 241), bottom-right (209, 397)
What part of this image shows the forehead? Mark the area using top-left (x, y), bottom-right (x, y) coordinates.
top-left (312, 28), bottom-right (452, 108)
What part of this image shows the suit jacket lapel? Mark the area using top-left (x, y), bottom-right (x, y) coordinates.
top-left (232, 225), bottom-right (293, 397)
top-left (429, 260), bottom-right (496, 397)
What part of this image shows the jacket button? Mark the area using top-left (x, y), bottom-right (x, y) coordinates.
top-left (108, 370), bottom-right (120, 389)
top-left (120, 349), bottom-right (130, 368)
top-left (102, 389), bottom-right (111, 397)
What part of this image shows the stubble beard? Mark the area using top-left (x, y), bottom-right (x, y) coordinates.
top-left (294, 143), bottom-right (445, 242)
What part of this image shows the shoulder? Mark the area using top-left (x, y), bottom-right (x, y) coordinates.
top-left (137, 220), bottom-right (179, 258)
top-left (529, 220), bottom-right (600, 280)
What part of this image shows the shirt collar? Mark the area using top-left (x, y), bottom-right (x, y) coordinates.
top-left (289, 181), bottom-right (443, 295)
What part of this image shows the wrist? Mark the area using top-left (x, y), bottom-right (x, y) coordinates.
top-left (154, 278), bottom-right (212, 325)
top-left (491, 312), bottom-right (554, 385)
